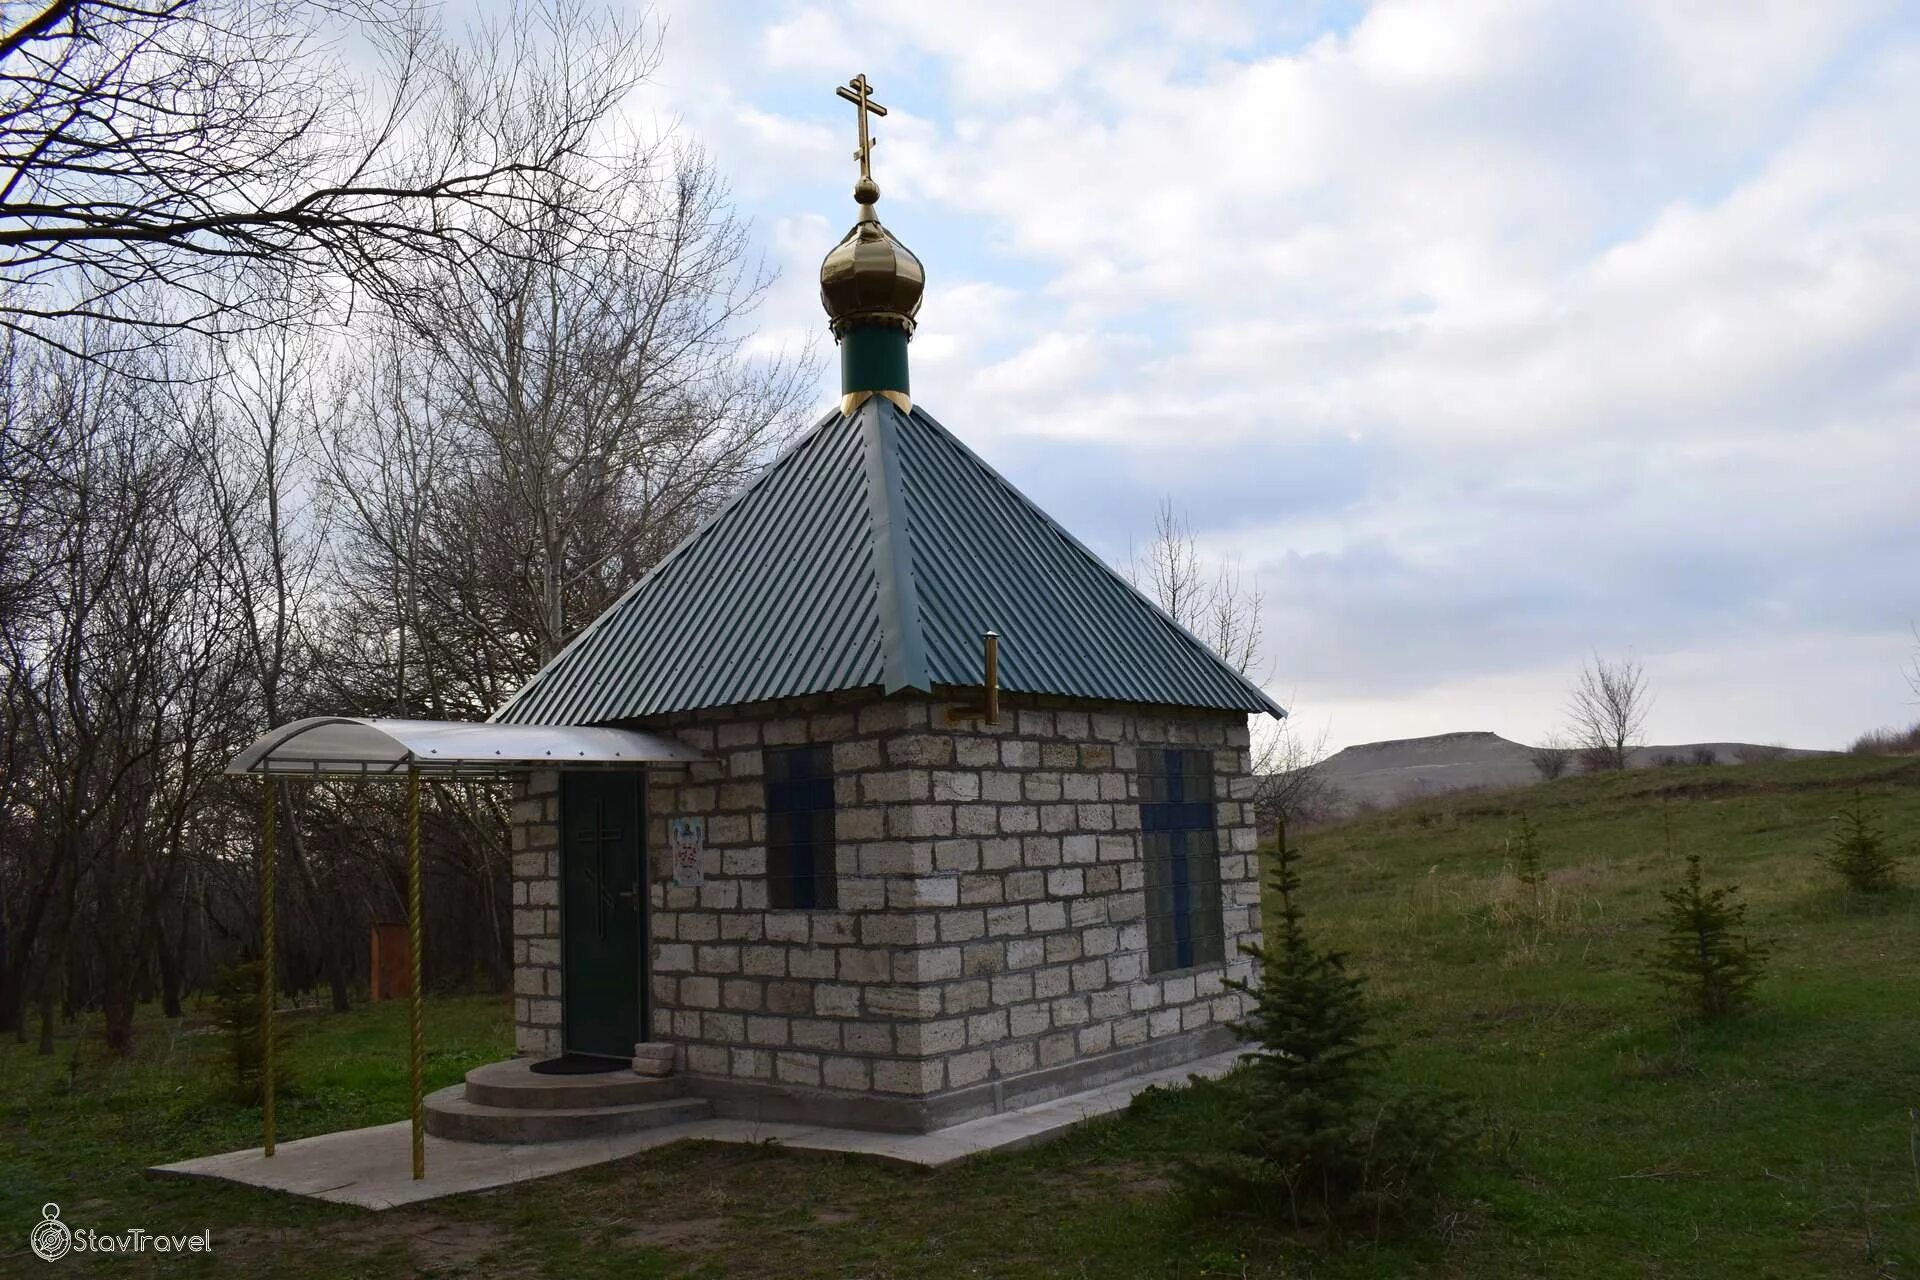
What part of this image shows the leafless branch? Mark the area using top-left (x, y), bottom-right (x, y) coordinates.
top-left (1129, 496), bottom-right (1268, 681)
top-left (1566, 651), bottom-right (1651, 771)
top-left (1530, 732), bottom-right (1573, 780)
top-left (0, 0), bottom-right (653, 363)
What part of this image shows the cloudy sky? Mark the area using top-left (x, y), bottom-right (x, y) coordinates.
top-left (622, 0), bottom-right (1918, 752)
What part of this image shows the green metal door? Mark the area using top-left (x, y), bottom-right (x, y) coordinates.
top-left (560, 771), bottom-right (644, 1059)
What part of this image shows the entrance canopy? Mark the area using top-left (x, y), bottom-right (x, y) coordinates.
top-left (227, 716), bottom-right (705, 779)
top-left (224, 715), bottom-right (703, 1181)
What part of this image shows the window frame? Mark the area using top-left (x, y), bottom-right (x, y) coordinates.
top-left (1138, 747), bottom-right (1225, 973)
top-left (763, 743), bottom-right (838, 910)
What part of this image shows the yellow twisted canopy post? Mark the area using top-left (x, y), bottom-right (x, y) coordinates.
top-left (407, 764), bottom-right (425, 1180)
top-left (220, 720), bottom-right (706, 1184)
top-left (260, 780), bottom-right (277, 1158)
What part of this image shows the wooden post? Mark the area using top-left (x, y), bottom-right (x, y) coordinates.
top-left (407, 765), bottom-right (425, 1180)
top-left (983, 631), bottom-right (999, 725)
top-left (260, 780), bottom-right (277, 1158)
top-left (941, 630), bottom-right (1004, 727)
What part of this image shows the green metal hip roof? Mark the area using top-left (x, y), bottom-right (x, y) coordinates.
top-left (491, 397), bottom-right (1284, 725)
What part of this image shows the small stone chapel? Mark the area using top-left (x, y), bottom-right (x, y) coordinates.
top-left (485, 74), bottom-right (1284, 1135)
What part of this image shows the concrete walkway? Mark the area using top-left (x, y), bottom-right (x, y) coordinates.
top-left (149, 1049), bottom-right (1246, 1210)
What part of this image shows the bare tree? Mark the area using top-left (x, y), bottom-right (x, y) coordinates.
top-left (1251, 718), bottom-right (1342, 830)
top-left (1566, 652), bottom-right (1651, 772)
top-left (0, 330), bottom-right (247, 1052)
top-left (0, 331), bottom-right (67, 1039)
top-left (1130, 498), bottom-right (1264, 678)
top-left (170, 327), bottom-right (367, 1009)
top-left (1529, 732), bottom-right (1573, 780)
top-left (399, 143), bottom-right (812, 667)
top-left (0, 0), bottom-right (649, 358)
top-left (323, 127), bottom-right (813, 715)
top-left (1127, 497), bottom-right (1334, 826)
top-left (299, 102), bottom-right (813, 993)
top-left (0, 11), bottom-right (818, 1044)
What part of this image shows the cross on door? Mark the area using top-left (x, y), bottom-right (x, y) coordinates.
top-left (576, 791), bottom-right (628, 939)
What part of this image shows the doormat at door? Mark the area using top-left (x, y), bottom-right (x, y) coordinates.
top-left (527, 1054), bottom-right (628, 1075)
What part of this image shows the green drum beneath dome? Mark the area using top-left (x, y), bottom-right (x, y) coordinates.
top-left (840, 326), bottom-right (910, 398)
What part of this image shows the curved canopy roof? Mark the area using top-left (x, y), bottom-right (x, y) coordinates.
top-left (227, 717), bottom-right (704, 779)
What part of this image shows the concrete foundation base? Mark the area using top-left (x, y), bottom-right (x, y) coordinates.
top-left (683, 1023), bottom-right (1239, 1132)
top-left (148, 1048), bottom-right (1249, 1210)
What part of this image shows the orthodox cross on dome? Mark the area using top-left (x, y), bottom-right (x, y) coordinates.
top-left (819, 71), bottom-right (922, 413)
top-left (835, 73), bottom-right (888, 195)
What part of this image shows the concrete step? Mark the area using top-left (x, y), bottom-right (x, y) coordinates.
top-left (423, 1085), bottom-right (712, 1144)
top-left (462, 1058), bottom-right (685, 1111)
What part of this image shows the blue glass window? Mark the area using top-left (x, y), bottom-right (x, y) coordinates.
top-left (1139, 748), bottom-right (1224, 972)
top-left (765, 744), bottom-right (836, 909)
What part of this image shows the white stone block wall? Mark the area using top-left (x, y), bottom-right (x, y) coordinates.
top-left (508, 690), bottom-right (1263, 1109)
top-left (509, 769), bottom-right (562, 1056)
top-left (916, 701), bottom-right (1262, 1094)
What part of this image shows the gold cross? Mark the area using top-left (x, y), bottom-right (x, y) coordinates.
top-left (835, 74), bottom-right (888, 183)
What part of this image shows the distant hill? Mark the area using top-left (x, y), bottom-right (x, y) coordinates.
top-left (1313, 731), bottom-right (1835, 810)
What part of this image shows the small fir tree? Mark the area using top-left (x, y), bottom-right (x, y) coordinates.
top-left (1511, 813), bottom-right (1544, 892)
top-left (1183, 822), bottom-right (1473, 1229)
top-left (1646, 853), bottom-right (1768, 1021)
top-left (208, 960), bottom-right (295, 1105)
top-left (1819, 793), bottom-right (1901, 893)
top-left (1510, 812), bottom-right (1546, 920)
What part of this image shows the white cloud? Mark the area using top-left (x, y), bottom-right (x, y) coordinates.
top-left (637, 0), bottom-right (1920, 751)
top-left (1348, 0), bottom-right (1497, 84)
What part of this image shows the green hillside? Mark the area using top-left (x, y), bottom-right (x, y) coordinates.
top-left (1, 755), bottom-right (1913, 1278)
top-left (1290, 751), bottom-right (1920, 1275)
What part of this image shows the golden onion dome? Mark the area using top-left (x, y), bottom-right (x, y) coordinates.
top-left (819, 180), bottom-right (925, 337)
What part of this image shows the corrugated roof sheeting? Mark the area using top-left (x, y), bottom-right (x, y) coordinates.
top-left (492, 397), bottom-right (1283, 725)
top-left (890, 405), bottom-right (1282, 717)
top-left (493, 411), bottom-right (886, 724)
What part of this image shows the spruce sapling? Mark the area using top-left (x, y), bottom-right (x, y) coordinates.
top-left (1512, 812), bottom-right (1544, 893)
top-left (209, 959), bottom-right (295, 1104)
top-left (1819, 793), bottom-right (1901, 894)
top-left (1183, 821), bottom-right (1473, 1230)
top-left (1647, 853), bottom-right (1768, 1021)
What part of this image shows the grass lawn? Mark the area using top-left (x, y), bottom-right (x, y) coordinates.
top-left (1, 753), bottom-right (1915, 1277)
